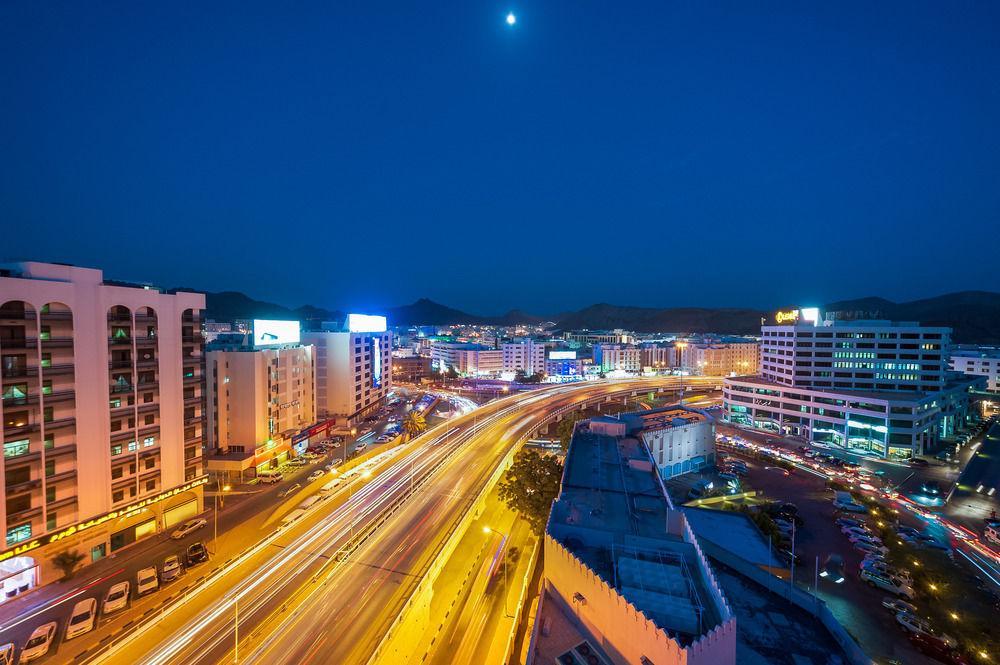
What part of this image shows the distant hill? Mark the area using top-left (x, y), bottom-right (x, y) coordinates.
top-left (198, 290), bottom-right (1000, 344)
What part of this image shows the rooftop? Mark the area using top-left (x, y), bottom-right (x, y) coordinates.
top-left (621, 405), bottom-right (711, 433)
top-left (549, 428), bottom-right (725, 641)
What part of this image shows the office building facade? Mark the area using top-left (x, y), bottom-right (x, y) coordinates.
top-left (0, 262), bottom-right (206, 593)
top-left (950, 348), bottom-right (1000, 392)
top-left (593, 344), bottom-right (641, 374)
top-left (679, 341), bottom-right (759, 377)
top-left (502, 339), bottom-right (546, 375)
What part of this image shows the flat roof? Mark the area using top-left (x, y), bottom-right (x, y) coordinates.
top-left (550, 429), bottom-right (723, 640)
top-left (622, 405), bottom-right (710, 432)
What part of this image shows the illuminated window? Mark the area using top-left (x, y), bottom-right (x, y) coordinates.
top-left (5, 523), bottom-right (31, 546)
top-left (3, 439), bottom-right (29, 458)
top-left (143, 436), bottom-right (155, 447)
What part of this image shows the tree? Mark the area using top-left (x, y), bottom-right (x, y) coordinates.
top-left (52, 549), bottom-right (86, 580)
top-left (498, 449), bottom-right (564, 534)
top-left (402, 410), bottom-right (427, 441)
top-left (556, 414), bottom-right (581, 452)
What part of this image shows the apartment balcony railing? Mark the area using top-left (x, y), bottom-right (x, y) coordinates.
top-left (45, 390), bottom-right (76, 403)
top-left (2, 367), bottom-right (37, 379)
top-left (3, 422), bottom-right (39, 436)
top-left (110, 384), bottom-right (134, 395)
top-left (184, 414), bottom-right (203, 426)
top-left (108, 336), bottom-right (132, 346)
top-left (39, 310), bottom-right (73, 320)
top-left (109, 359), bottom-right (134, 370)
top-left (43, 417), bottom-right (76, 431)
top-left (2, 394), bottom-right (39, 407)
top-left (47, 469), bottom-right (77, 484)
top-left (41, 364), bottom-right (74, 375)
top-left (48, 443), bottom-right (77, 458)
top-left (183, 372), bottom-right (201, 384)
top-left (2, 449), bottom-right (41, 463)
top-left (4, 477), bottom-right (41, 494)
top-left (47, 495), bottom-right (78, 511)
top-left (6, 506), bottom-right (43, 523)
top-left (40, 337), bottom-right (73, 348)
top-left (0, 338), bottom-right (35, 350)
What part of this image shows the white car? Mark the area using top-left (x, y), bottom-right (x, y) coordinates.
top-left (895, 611), bottom-right (932, 636)
top-left (882, 597), bottom-right (917, 615)
top-left (354, 442), bottom-right (368, 452)
top-left (847, 532), bottom-right (883, 546)
top-left (307, 470), bottom-right (325, 482)
top-left (161, 555), bottom-right (183, 583)
top-left (841, 525), bottom-right (873, 537)
top-left (103, 581), bottom-right (130, 614)
top-left (170, 518), bottom-right (207, 540)
top-left (136, 566), bottom-right (159, 596)
top-left (863, 560), bottom-right (912, 584)
top-left (278, 483), bottom-right (301, 498)
top-left (854, 540), bottom-right (889, 557)
top-left (861, 569), bottom-right (914, 599)
top-left (18, 622), bottom-right (56, 663)
top-left (65, 597), bottom-right (97, 640)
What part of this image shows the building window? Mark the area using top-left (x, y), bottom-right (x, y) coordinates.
top-left (45, 459), bottom-right (55, 477)
top-left (144, 458), bottom-right (155, 470)
top-left (144, 414), bottom-right (155, 425)
top-left (112, 490), bottom-right (124, 503)
top-left (43, 407), bottom-right (53, 422)
top-left (109, 398), bottom-right (121, 408)
top-left (3, 439), bottom-right (30, 458)
top-left (110, 443), bottom-right (123, 456)
top-left (46, 513), bottom-right (57, 531)
top-left (112, 466), bottom-right (124, 479)
top-left (46, 486), bottom-right (56, 502)
top-left (44, 434), bottom-right (54, 450)
top-left (143, 436), bottom-right (155, 448)
top-left (6, 524), bottom-right (31, 546)
top-left (128, 440), bottom-right (138, 452)
top-left (42, 380), bottom-right (52, 396)
top-left (145, 480), bottom-right (156, 492)
top-left (40, 353), bottom-right (52, 368)
top-left (1, 383), bottom-right (27, 400)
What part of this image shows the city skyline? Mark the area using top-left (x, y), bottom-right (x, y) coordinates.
top-left (4, 2), bottom-right (1000, 312)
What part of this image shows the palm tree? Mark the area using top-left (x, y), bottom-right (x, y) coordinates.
top-left (52, 549), bottom-right (86, 580)
top-left (402, 410), bottom-right (427, 441)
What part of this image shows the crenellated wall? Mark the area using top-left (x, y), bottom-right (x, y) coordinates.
top-left (543, 534), bottom-right (737, 665)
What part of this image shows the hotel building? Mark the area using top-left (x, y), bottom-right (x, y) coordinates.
top-left (501, 338), bottom-right (546, 375)
top-left (303, 315), bottom-right (392, 426)
top-left (723, 309), bottom-right (981, 459)
top-left (641, 343), bottom-right (679, 371)
top-left (0, 262), bottom-right (206, 594)
top-left (429, 341), bottom-right (502, 377)
top-left (679, 340), bottom-right (759, 377)
top-left (205, 328), bottom-right (315, 482)
top-left (593, 344), bottom-right (641, 374)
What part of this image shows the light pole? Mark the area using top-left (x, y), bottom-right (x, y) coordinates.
top-left (483, 526), bottom-right (511, 617)
top-left (214, 481), bottom-right (230, 552)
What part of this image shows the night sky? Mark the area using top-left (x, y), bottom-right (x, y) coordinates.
top-left (2, 2), bottom-right (998, 316)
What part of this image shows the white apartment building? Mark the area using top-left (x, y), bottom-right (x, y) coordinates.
top-left (951, 348), bottom-right (1000, 392)
top-left (304, 315), bottom-right (392, 426)
top-left (679, 341), bottom-right (759, 377)
top-left (0, 262), bottom-right (206, 593)
top-left (430, 341), bottom-right (502, 376)
top-left (724, 310), bottom-right (980, 459)
top-left (593, 344), bottom-right (641, 374)
top-left (205, 338), bottom-right (315, 481)
top-left (501, 339), bottom-right (546, 375)
top-left (640, 343), bottom-right (678, 370)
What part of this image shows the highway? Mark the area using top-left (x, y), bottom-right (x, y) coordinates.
top-left (80, 377), bottom-right (717, 665)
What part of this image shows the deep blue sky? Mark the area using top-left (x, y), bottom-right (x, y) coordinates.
top-left (2, 2), bottom-right (998, 316)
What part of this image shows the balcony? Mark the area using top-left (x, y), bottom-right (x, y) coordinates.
top-left (2, 394), bottom-right (39, 407)
top-left (41, 364), bottom-right (74, 376)
top-left (40, 337), bottom-right (73, 348)
top-left (109, 359), bottom-right (134, 370)
top-left (136, 382), bottom-right (159, 392)
top-left (47, 443), bottom-right (77, 458)
top-left (3, 422), bottom-right (39, 437)
top-left (136, 358), bottom-right (157, 368)
top-left (182, 336), bottom-right (201, 345)
top-left (46, 469), bottom-right (77, 484)
top-left (2, 367), bottom-right (37, 379)
top-left (184, 431), bottom-right (202, 444)
top-left (0, 338), bottom-right (35, 350)
top-left (135, 336), bottom-right (157, 347)
top-left (39, 310), bottom-right (73, 320)
top-left (46, 389), bottom-right (75, 404)
top-left (5, 477), bottom-right (41, 494)
top-left (6, 506), bottom-right (42, 523)
top-left (184, 414), bottom-right (203, 426)
top-left (184, 393), bottom-right (202, 405)
top-left (47, 495), bottom-right (78, 511)
top-left (108, 336), bottom-right (132, 346)
top-left (43, 417), bottom-right (76, 431)
top-left (110, 383), bottom-right (135, 395)
top-left (3, 449), bottom-right (41, 463)
top-left (183, 372), bottom-right (201, 384)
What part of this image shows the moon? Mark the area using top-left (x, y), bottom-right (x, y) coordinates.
top-left (506, 12), bottom-right (516, 26)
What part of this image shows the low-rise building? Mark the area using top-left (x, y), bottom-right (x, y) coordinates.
top-left (951, 347), bottom-right (1000, 392)
top-left (501, 339), bottom-right (546, 375)
top-left (623, 405), bottom-right (716, 479)
top-left (430, 341), bottom-right (502, 377)
top-left (593, 344), bottom-right (641, 374)
top-left (391, 354), bottom-right (432, 383)
top-left (528, 419), bottom-right (735, 665)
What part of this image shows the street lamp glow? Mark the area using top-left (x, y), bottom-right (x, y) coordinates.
top-left (506, 12), bottom-right (516, 26)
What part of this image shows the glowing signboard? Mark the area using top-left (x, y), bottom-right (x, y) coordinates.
top-left (549, 351), bottom-right (577, 360)
top-left (347, 313), bottom-right (387, 333)
top-left (372, 337), bottom-right (383, 388)
top-left (253, 319), bottom-right (300, 347)
top-left (800, 307), bottom-right (820, 324)
top-left (774, 310), bottom-right (800, 324)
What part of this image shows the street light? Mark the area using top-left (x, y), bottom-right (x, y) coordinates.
top-left (214, 480), bottom-right (231, 550)
top-left (483, 526), bottom-right (512, 617)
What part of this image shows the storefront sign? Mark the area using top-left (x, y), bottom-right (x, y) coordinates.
top-left (0, 477), bottom-right (208, 562)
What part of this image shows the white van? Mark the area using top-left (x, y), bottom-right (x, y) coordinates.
top-left (258, 470), bottom-right (282, 484)
top-left (65, 597), bottom-right (97, 640)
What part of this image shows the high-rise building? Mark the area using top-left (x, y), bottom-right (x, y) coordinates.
top-left (0, 262), bottom-right (206, 593)
top-left (205, 322), bottom-right (315, 482)
top-left (593, 343), bottom-right (641, 374)
top-left (723, 308), bottom-right (982, 459)
top-left (501, 339), bottom-right (546, 375)
top-left (304, 315), bottom-right (392, 425)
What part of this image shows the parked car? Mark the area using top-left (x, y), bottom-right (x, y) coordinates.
top-left (908, 458), bottom-right (929, 468)
top-left (103, 581), bottom-right (130, 614)
top-left (65, 597), bottom-right (97, 640)
top-left (882, 597), bottom-right (917, 615)
top-left (861, 569), bottom-right (914, 599)
top-left (278, 483), bottom-right (301, 498)
top-left (307, 470), bottom-right (325, 482)
top-left (186, 542), bottom-right (209, 566)
top-left (161, 555), bottom-right (183, 583)
top-left (862, 560), bottom-right (912, 584)
top-left (847, 532), bottom-right (884, 547)
top-left (820, 554), bottom-right (845, 583)
top-left (842, 525), bottom-right (873, 537)
top-left (170, 518), bottom-right (207, 540)
top-left (136, 566), bottom-right (159, 596)
top-left (18, 623), bottom-right (57, 663)
top-left (354, 442), bottom-right (368, 453)
top-left (909, 633), bottom-right (968, 665)
top-left (286, 458), bottom-right (307, 467)
top-left (854, 540), bottom-right (889, 557)
top-left (836, 517), bottom-right (867, 529)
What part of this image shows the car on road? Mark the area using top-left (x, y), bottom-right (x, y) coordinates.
top-left (820, 554), bottom-right (845, 583)
top-left (307, 470), bottom-right (325, 482)
top-left (170, 518), bottom-right (207, 540)
top-left (18, 623), bottom-right (57, 662)
top-left (909, 633), bottom-right (968, 665)
top-left (65, 597), bottom-right (98, 640)
top-left (354, 442), bottom-right (368, 453)
top-left (881, 597), bottom-right (917, 615)
top-left (161, 555), bottom-right (183, 583)
top-left (908, 457), bottom-right (929, 468)
top-left (278, 483), bottom-right (301, 498)
top-left (861, 569), bottom-right (914, 599)
top-left (103, 581), bottom-right (130, 614)
top-left (920, 480), bottom-right (942, 496)
top-left (136, 566), bottom-right (159, 596)
top-left (186, 542), bottom-right (209, 566)
top-left (718, 472), bottom-right (739, 483)
top-left (286, 458), bottom-right (307, 467)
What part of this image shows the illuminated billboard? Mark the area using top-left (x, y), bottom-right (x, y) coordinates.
top-left (549, 351), bottom-right (577, 360)
top-left (347, 313), bottom-right (387, 333)
top-left (252, 319), bottom-right (300, 347)
top-left (372, 338), bottom-right (383, 388)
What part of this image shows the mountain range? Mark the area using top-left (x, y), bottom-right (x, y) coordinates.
top-left (199, 290), bottom-right (1000, 344)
